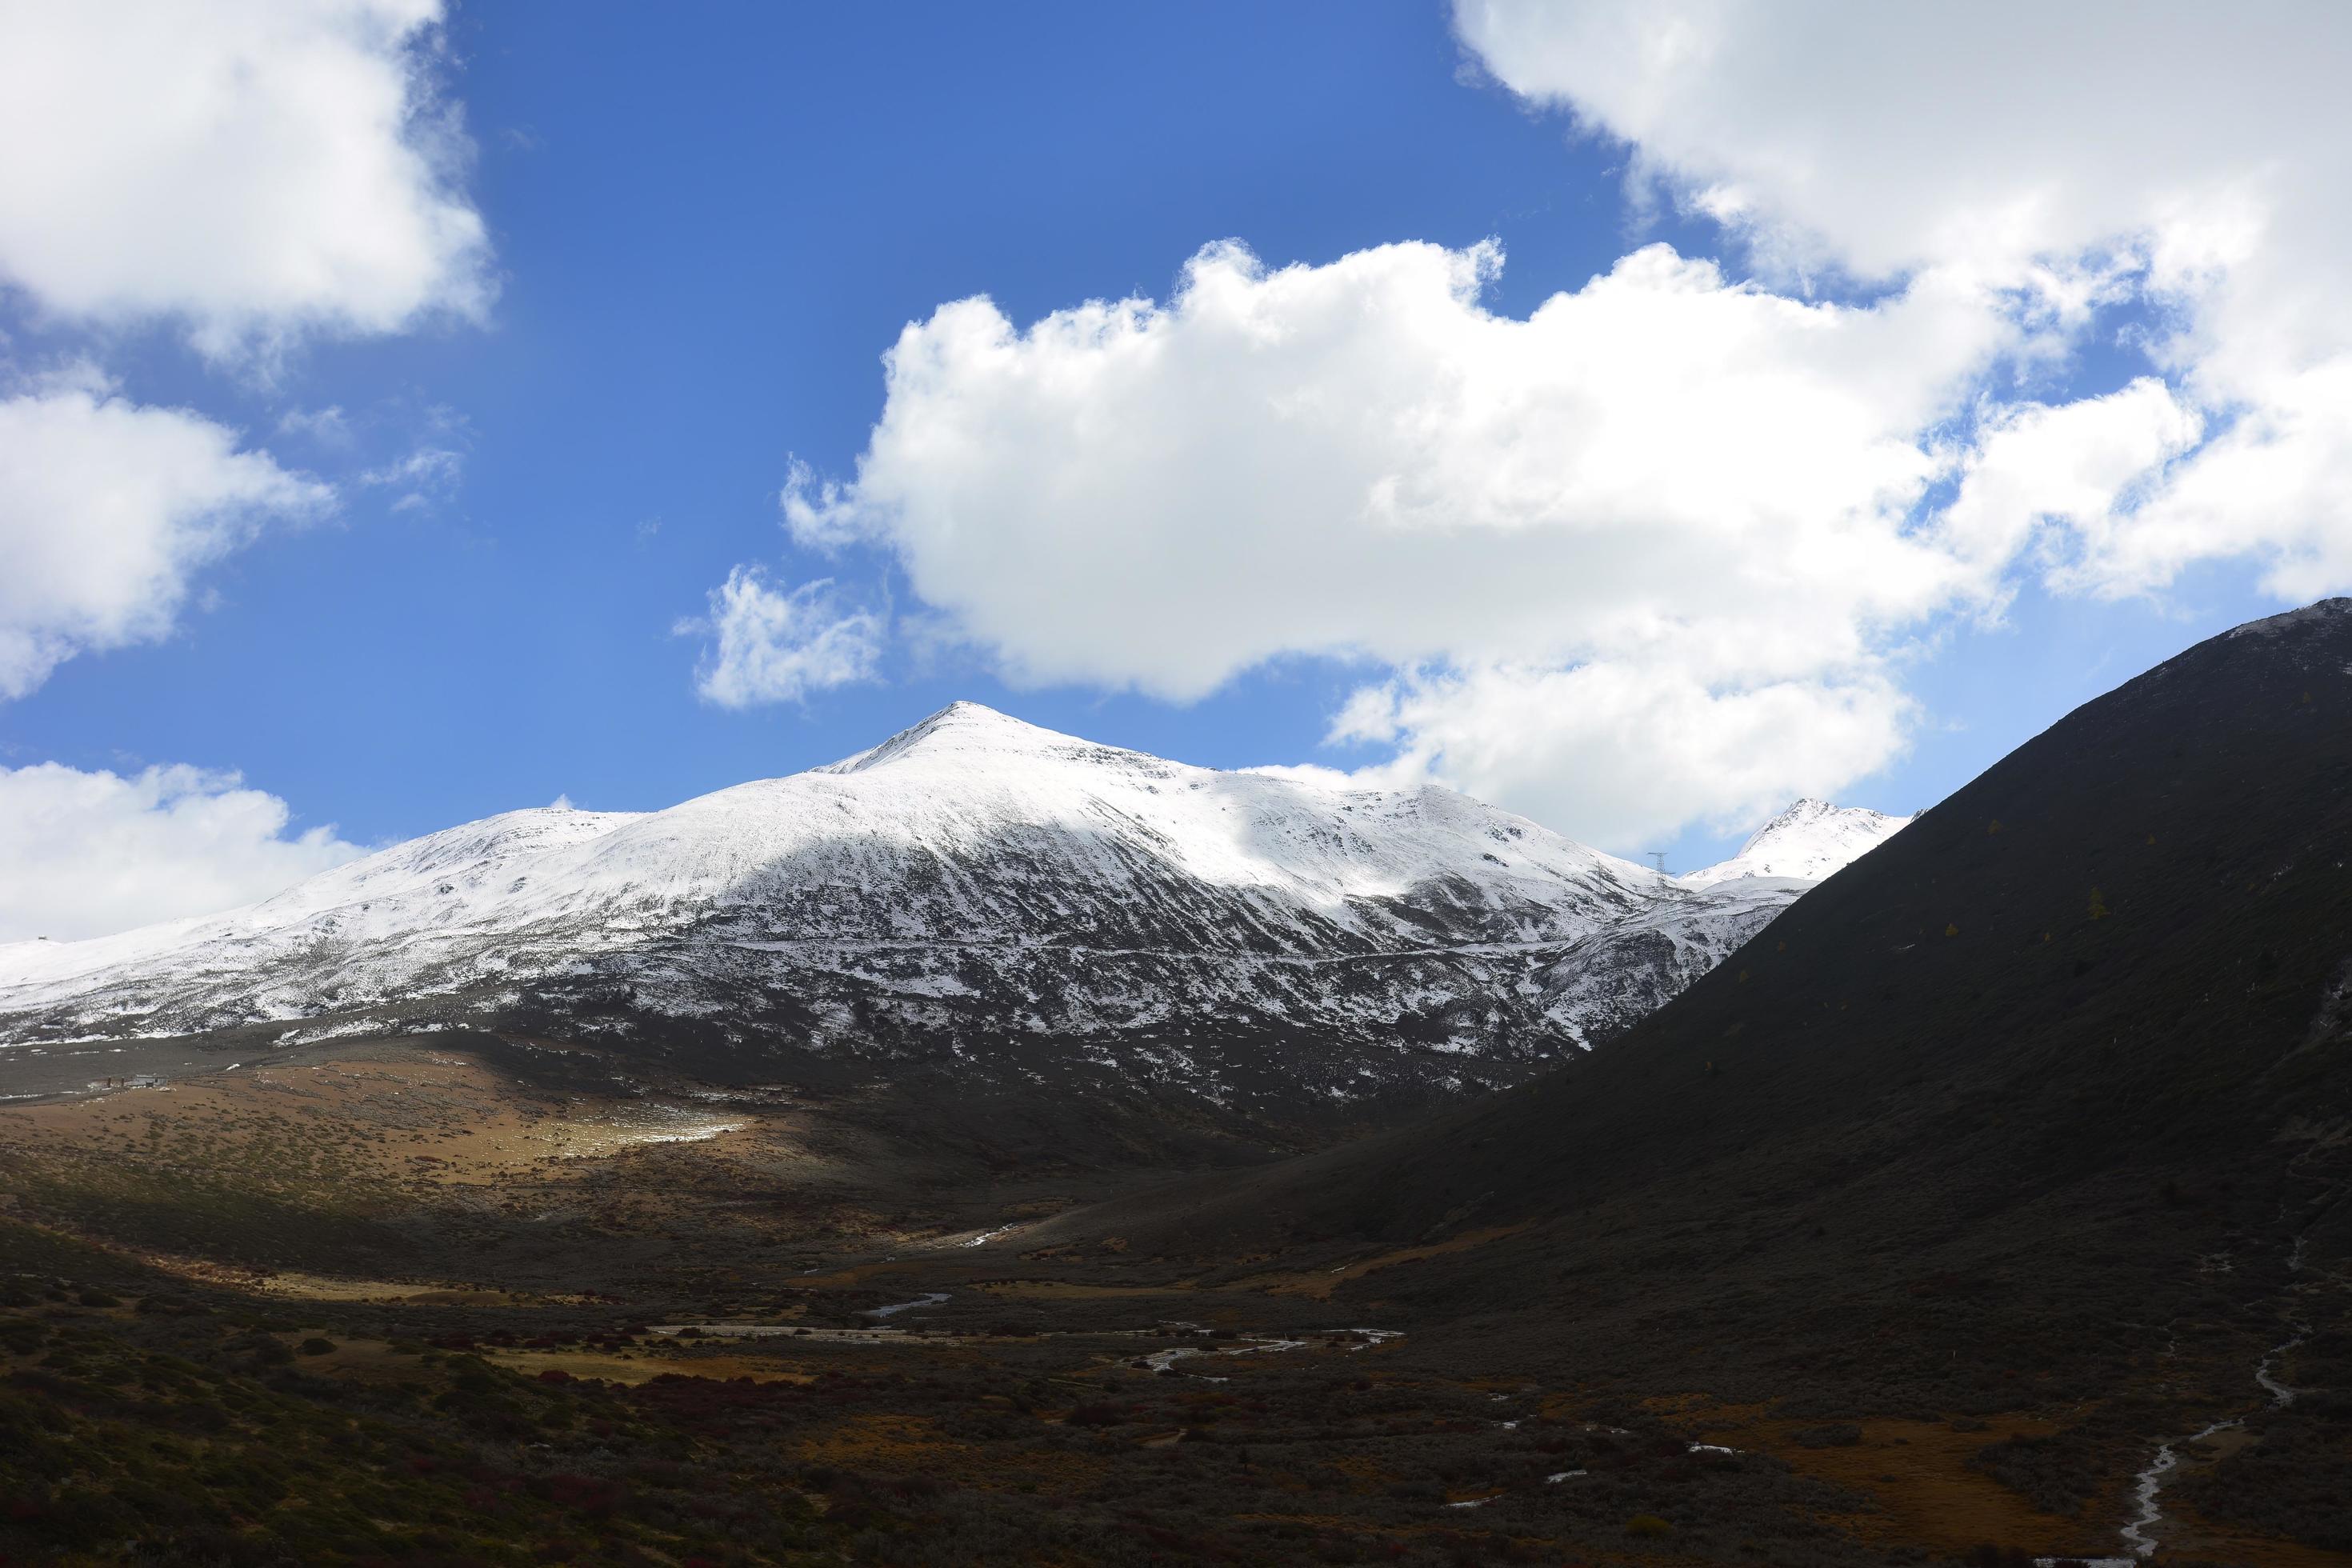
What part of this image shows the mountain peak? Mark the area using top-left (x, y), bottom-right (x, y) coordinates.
top-left (811, 700), bottom-right (1088, 775)
top-left (0, 686), bottom-right (1830, 1097)
top-left (1738, 797), bottom-right (1846, 850)
top-left (932, 698), bottom-right (1013, 723)
top-left (1685, 798), bottom-right (1910, 886)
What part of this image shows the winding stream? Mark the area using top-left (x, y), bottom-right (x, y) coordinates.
top-left (2105, 1322), bottom-right (2306, 1560)
top-left (2034, 1317), bottom-right (2305, 1568)
top-left (1142, 1336), bottom-right (1307, 1373)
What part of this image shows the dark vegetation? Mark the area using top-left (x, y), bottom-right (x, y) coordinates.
top-left (1034, 600), bottom-right (2352, 1550)
top-left (1074, 601), bottom-right (2352, 1386)
top-left (2170, 1393), bottom-right (2352, 1549)
top-left (0, 1218), bottom-right (1922, 1567)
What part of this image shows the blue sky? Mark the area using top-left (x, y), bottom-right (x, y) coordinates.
top-left (1, 1), bottom-right (2334, 940)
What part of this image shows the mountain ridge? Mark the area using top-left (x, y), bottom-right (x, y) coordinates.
top-left (0, 701), bottom-right (1901, 1128)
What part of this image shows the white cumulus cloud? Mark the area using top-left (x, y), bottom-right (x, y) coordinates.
top-left (1454, 0), bottom-right (2352, 606)
top-left (0, 763), bottom-right (363, 943)
top-left (714, 1), bottom-right (2352, 846)
top-left (1315, 661), bottom-right (1914, 849)
top-left (0, 374), bottom-right (332, 699)
top-left (768, 237), bottom-right (2029, 839)
top-left (0, 0), bottom-right (490, 357)
top-left (682, 569), bottom-right (886, 710)
top-left (1451, 2), bottom-right (2342, 286)
top-left (786, 240), bottom-right (2008, 701)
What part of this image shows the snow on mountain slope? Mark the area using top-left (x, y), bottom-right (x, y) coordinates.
top-left (1685, 798), bottom-right (1910, 886)
top-left (0, 704), bottom-right (1889, 1114)
top-left (0, 805), bottom-right (644, 992)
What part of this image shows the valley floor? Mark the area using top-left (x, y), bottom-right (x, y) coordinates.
top-left (2, 1036), bottom-right (2348, 1566)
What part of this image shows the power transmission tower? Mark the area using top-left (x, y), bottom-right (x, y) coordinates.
top-left (1646, 851), bottom-right (1668, 874)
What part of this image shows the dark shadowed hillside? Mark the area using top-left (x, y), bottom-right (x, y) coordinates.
top-left (1078, 603), bottom-right (2352, 1436)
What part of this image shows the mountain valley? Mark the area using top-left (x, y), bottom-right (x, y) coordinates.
top-left (2, 609), bottom-right (2348, 1566)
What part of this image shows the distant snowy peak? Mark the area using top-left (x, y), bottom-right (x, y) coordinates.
top-left (0, 698), bottom-right (1652, 1014)
top-left (812, 700), bottom-right (1120, 775)
top-left (0, 700), bottom-right (1847, 1116)
top-left (1685, 798), bottom-right (1910, 886)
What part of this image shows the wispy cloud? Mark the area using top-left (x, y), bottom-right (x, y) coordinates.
top-left (678, 569), bottom-right (886, 709)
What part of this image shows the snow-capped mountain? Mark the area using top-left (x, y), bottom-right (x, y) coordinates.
top-left (0, 704), bottom-right (1890, 1114)
top-left (1686, 798), bottom-right (1910, 886)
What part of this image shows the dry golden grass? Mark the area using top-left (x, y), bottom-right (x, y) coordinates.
top-left (1662, 1400), bottom-right (2110, 1557)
